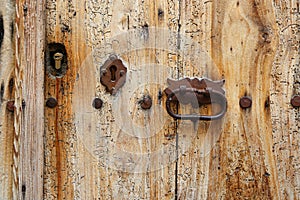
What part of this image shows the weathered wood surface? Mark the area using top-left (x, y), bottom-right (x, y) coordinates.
top-left (44, 1), bottom-right (179, 199)
top-left (17, 0), bottom-right (45, 199)
top-left (0, 0), bottom-right (45, 200)
top-left (177, 0), bottom-right (281, 199)
top-left (0, 1), bottom-right (15, 199)
top-left (0, 0), bottom-right (298, 199)
top-left (43, 0), bottom-right (300, 199)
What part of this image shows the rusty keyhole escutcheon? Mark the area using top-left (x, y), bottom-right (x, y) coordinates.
top-left (100, 56), bottom-right (127, 95)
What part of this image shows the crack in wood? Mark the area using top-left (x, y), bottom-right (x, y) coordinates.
top-left (0, 14), bottom-right (3, 51)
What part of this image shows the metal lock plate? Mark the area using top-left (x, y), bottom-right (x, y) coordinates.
top-left (100, 57), bottom-right (127, 95)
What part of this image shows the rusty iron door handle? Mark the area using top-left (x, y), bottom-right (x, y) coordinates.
top-left (165, 88), bottom-right (227, 121)
top-left (164, 78), bottom-right (227, 121)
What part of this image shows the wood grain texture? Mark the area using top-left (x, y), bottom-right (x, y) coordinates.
top-left (271, 0), bottom-right (300, 199)
top-left (0, 0), bottom-right (296, 199)
top-left (1, 1), bottom-right (46, 200)
top-left (0, 1), bottom-right (15, 199)
top-left (44, 0), bottom-right (181, 199)
top-left (42, 0), bottom-right (299, 199)
top-left (178, 0), bottom-right (278, 199)
top-left (15, 0), bottom-right (45, 199)
top-left (177, 0), bottom-right (299, 199)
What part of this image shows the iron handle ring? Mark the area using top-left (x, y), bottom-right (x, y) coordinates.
top-left (165, 88), bottom-right (227, 121)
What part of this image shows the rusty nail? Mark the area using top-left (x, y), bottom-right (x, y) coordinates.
top-left (46, 97), bottom-right (58, 108)
top-left (291, 95), bottom-right (300, 108)
top-left (239, 96), bottom-right (252, 109)
top-left (120, 70), bottom-right (125, 77)
top-left (92, 98), bottom-right (103, 109)
top-left (101, 69), bottom-right (107, 76)
top-left (140, 95), bottom-right (152, 110)
top-left (109, 54), bottom-right (118, 60)
top-left (7, 101), bottom-right (15, 112)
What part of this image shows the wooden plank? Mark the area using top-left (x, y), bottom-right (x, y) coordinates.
top-left (0, 1), bottom-right (15, 199)
top-left (176, 1), bottom-right (222, 199)
top-left (176, 0), bottom-right (299, 199)
top-left (271, 0), bottom-right (300, 198)
top-left (43, 0), bottom-right (180, 199)
top-left (0, 1), bottom-right (45, 199)
top-left (16, 0), bottom-right (45, 199)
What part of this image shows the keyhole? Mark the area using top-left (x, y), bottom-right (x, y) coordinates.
top-left (110, 65), bottom-right (117, 81)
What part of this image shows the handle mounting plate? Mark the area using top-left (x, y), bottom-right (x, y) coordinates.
top-left (164, 78), bottom-right (227, 121)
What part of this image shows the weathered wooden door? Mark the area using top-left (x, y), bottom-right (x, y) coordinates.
top-left (0, 0), bottom-right (299, 199)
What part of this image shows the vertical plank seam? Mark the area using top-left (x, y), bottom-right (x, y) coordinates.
top-left (175, 1), bottom-right (182, 199)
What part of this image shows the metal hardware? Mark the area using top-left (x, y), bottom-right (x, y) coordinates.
top-left (291, 95), bottom-right (300, 108)
top-left (53, 52), bottom-right (63, 69)
top-left (139, 95), bottom-right (152, 110)
top-left (46, 43), bottom-right (68, 78)
top-left (92, 98), bottom-right (103, 109)
top-left (239, 96), bottom-right (252, 109)
top-left (100, 56), bottom-right (127, 95)
top-left (46, 97), bottom-right (58, 108)
top-left (164, 78), bottom-right (227, 121)
top-left (7, 101), bottom-right (15, 112)
top-left (6, 100), bottom-right (25, 112)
